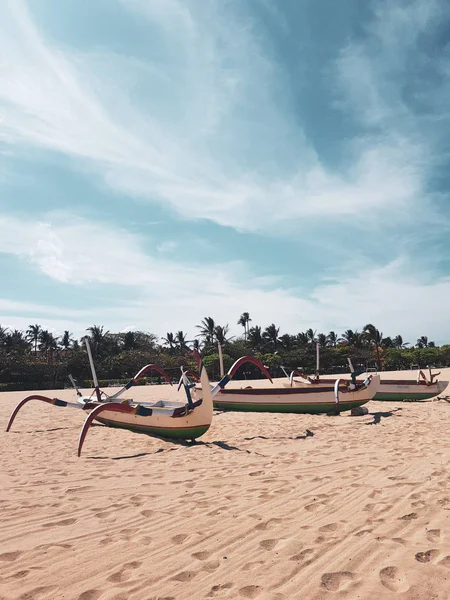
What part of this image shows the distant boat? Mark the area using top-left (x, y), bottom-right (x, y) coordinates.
top-left (288, 368), bottom-right (447, 402)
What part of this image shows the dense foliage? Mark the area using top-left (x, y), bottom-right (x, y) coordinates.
top-left (0, 319), bottom-right (447, 391)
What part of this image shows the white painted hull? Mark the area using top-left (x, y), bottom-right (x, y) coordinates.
top-left (193, 376), bottom-right (380, 413)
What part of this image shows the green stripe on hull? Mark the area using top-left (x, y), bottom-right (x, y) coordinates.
top-left (213, 400), bottom-right (368, 414)
top-left (374, 392), bottom-right (436, 401)
top-left (96, 417), bottom-right (209, 439)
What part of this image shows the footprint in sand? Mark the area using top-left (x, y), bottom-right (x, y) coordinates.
top-left (239, 585), bottom-right (262, 598)
top-left (379, 566), bottom-right (410, 593)
top-left (259, 539), bottom-right (279, 551)
top-left (107, 561), bottom-right (142, 583)
top-left (438, 556), bottom-right (450, 568)
top-left (426, 529), bottom-right (441, 543)
top-left (399, 512), bottom-right (418, 521)
top-left (207, 583), bottom-right (233, 597)
top-left (415, 549), bottom-right (440, 563)
top-left (438, 497), bottom-right (450, 510)
top-left (202, 560), bottom-right (221, 572)
top-left (242, 560), bottom-right (264, 571)
top-left (0, 550), bottom-right (23, 562)
top-left (290, 548), bottom-right (314, 562)
top-left (172, 533), bottom-right (189, 545)
top-left (354, 529), bottom-right (373, 537)
top-left (192, 550), bottom-right (211, 561)
top-left (7, 570), bottom-right (29, 580)
top-left (369, 489), bottom-right (383, 499)
top-left (77, 590), bottom-right (102, 600)
top-left (319, 523), bottom-right (338, 533)
top-left (321, 571), bottom-right (357, 591)
top-left (255, 517), bottom-right (283, 532)
top-left (42, 518), bottom-right (77, 528)
top-left (305, 503), bottom-right (321, 512)
top-left (171, 570), bottom-right (197, 582)
top-left (19, 586), bottom-right (58, 599)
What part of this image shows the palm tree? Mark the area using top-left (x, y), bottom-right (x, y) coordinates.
top-left (317, 333), bottom-right (327, 348)
top-left (196, 317), bottom-right (216, 344)
top-left (341, 329), bottom-right (365, 348)
top-left (393, 335), bottom-right (409, 349)
top-left (175, 330), bottom-right (190, 352)
top-left (363, 324), bottom-right (383, 369)
top-left (416, 336), bottom-right (428, 348)
top-left (237, 312), bottom-right (252, 341)
top-left (214, 324), bottom-right (232, 346)
top-left (26, 324), bottom-right (41, 355)
top-left (381, 336), bottom-right (393, 349)
top-left (38, 329), bottom-right (58, 361)
top-left (263, 324), bottom-right (280, 350)
top-left (5, 329), bottom-right (30, 354)
top-left (0, 325), bottom-right (8, 351)
top-left (60, 330), bottom-right (74, 351)
top-left (306, 328), bottom-right (316, 344)
top-left (327, 331), bottom-right (338, 347)
top-left (296, 332), bottom-right (309, 346)
top-left (162, 332), bottom-right (177, 354)
top-left (123, 331), bottom-right (138, 351)
top-left (248, 325), bottom-right (263, 350)
top-left (86, 325), bottom-right (109, 355)
top-left (279, 333), bottom-right (295, 350)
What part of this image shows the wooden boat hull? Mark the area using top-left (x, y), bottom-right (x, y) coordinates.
top-left (195, 376), bottom-right (379, 414)
top-left (93, 409), bottom-right (210, 439)
top-left (291, 378), bottom-right (448, 402)
top-left (372, 380), bottom-right (447, 401)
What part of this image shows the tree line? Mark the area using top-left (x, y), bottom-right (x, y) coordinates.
top-left (0, 315), bottom-right (447, 391)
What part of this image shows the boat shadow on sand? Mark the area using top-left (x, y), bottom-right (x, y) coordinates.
top-left (363, 408), bottom-right (402, 426)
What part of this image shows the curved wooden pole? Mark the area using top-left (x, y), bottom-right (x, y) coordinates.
top-left (6, 395), bottom-right (73, 432)
top-left (109, 364), bottom-right (172, 400)
top-left (78, 402), bottom-right (136, 457)
top-left (133, 364), bottom-right (173, 385)
top-left (210, 356), bottom-right (272, 397)
top-left (228, 357), bottom-right (273, 382)
top-left (183, 370), bottom-right (200, 382)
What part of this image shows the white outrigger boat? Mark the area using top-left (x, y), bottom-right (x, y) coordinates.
top-left (190, 356), bottom-right (380, 414)
top-left (6, 341), bottom-right (217, 456)
top-left (288, 367), bottom-right (447, 402)
top-left (281, 345), bottom-right (448, 402)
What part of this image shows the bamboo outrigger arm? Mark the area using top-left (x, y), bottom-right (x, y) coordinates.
top-left (77, 402), bottom-right (145, 456)
top-left (6, 394), bottom-right (95, 432)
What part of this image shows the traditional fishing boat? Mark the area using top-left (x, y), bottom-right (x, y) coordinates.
top-left (6, 341), bottom-right (216, 455)
top-left (190, 356), bottom-right (380, 413)
top-left (289, 368), bottom-right (447, 401)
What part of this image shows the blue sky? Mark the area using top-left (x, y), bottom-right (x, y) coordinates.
top-left (1, 0), bottom-right (450, 344)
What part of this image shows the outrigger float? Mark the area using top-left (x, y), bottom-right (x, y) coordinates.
top-left (189, 356), bottom-right (380, 414)
top-left (6, 341), bottom-right (218, 456)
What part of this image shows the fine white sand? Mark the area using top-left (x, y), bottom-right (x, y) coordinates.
top-left (1, 371), bottom-right (450, 599)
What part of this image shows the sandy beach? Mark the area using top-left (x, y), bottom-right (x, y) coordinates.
top-left (1, 373), bottom-right (450, 600)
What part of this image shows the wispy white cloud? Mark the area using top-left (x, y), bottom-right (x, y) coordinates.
top-left (2, 212), bottom-right (450, 344)
top-left (0, 0), bottom-right (436, 232)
